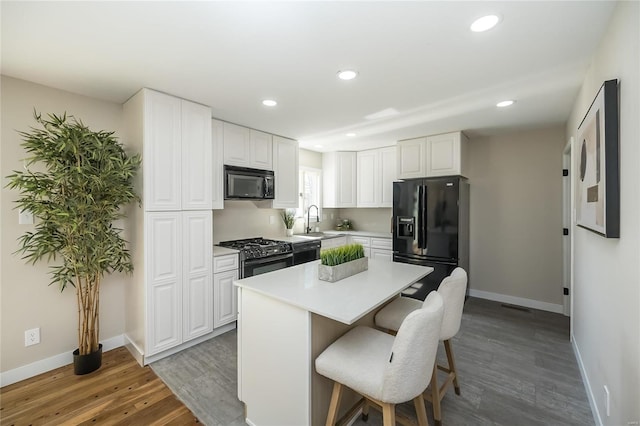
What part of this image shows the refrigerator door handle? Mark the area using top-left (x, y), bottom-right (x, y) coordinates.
top-left (417, 185), bottom-right (424, 249)
top-left (422, 185), bottom-right (428, 254)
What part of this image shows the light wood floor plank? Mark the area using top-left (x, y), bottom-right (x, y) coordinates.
top-left (0, 347), bottom-right (199, 425)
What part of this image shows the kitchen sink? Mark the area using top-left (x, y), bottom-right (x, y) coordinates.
top-left (294, 232), bottom-right (325, 239)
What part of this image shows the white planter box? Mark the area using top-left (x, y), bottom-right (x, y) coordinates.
top-left (318, 257), bottom-right (368, 283)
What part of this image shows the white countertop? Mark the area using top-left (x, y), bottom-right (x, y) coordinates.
top-left (213, 246), bottom-right (240, 257)
top-left (234, 259), bottom-right (432, 325)
top-left (324, 230), bottom-right (392, 239)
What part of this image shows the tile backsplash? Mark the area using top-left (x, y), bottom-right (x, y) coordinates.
top-left (212, 202), bottom-right (392, 243)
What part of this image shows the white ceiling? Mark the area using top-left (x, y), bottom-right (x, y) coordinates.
top-left (1, 1), bottom-right (616, 152)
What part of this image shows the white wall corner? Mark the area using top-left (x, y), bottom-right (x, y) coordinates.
top-left (123, 333), bottom-right (145, 367)
top-left (0, 334), bottom-right (124, 388)
top-left (468, 289), bottom-right (564, 314)
top-left (572, 335), bottom-right (602, 426)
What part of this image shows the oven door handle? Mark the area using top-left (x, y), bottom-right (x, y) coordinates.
top-left (244, 253), bottom-right (293, 265)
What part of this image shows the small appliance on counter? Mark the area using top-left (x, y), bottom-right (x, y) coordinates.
top-left (219, 237), bottom-right (293, 278)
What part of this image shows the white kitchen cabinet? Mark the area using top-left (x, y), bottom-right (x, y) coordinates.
top-left (347, 235), bottom-right (392, 261)
top-left (250, 129), bottom-right (273, 170)
top-left (146, 212), bottom-right (183, 355)
top-left (130, 89), bottom-right (212, 211)
top-left (272, 136), bottom-right (299, 209)
top-left (142, 91), bottom-right (182, 211)
top-left (380, 147), bottom-right (396, 207)
top-left (223, 123), bottom-right (273, 170)
top-left (181, 100), bottom-right (213, 211)
top-left (182, 211), bottom-right (213, 341)
top-left (397, 137), bottom-right (427, 180)
top-left (357, 147), bottom-right (396, 208)
top-left (211, 119), bottom-right (224, 210)
top-left (323, 152), bottom-right (357, 208)
top-left (370, 249), bottom-right (393, 262)
top-left (370, 237), bottom-right (393, 262)
top-left (222, 122), bottom-right (251, 167)
top-left (426, 132), bottom-right (468, 177)
top-left (145, 211), bottom-right (213, 356)
top-left (349, 235), bottom-right (372, 258)
top-left (125, 89), bottom-right (216, 363)
top-left (397, 132), bottom-right (468, 179)
top-left (214, 253), bottom-right (240, 328)
top-left (357, 150), bottom-right (377, 207)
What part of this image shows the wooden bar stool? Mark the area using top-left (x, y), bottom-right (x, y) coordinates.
top-left (315, 292), bottom-right (444, 426)
top-left (374, 268), bottom-right (468, 426)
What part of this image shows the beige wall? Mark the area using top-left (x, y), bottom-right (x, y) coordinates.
top-left (467, 126), bottom-right (565, 305)
top-left (0, 76), bottom-right (130, 372)
top-left (566, 2), bottom-right (640, 424)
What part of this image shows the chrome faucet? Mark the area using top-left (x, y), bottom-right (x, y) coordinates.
top-left (306, 204), bottom-right (319, 234)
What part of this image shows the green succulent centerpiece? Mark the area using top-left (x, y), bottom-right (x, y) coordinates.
top-left (5, 112), bottom-right (140, 371)
top-left (318, 243), bottom-right (368, 282)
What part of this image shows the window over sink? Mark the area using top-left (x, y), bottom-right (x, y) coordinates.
top-left (297, 167), bottom-right (322, 221)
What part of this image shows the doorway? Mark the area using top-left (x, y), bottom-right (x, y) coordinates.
top-left (562, 138), bottom-right (573, 318)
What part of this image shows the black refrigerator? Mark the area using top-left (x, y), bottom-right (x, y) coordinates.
top-left (393, 176), bottom-right (469, 301)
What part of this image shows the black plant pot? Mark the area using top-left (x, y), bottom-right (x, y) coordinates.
top-left (73, 343), bottom-right (103, 375)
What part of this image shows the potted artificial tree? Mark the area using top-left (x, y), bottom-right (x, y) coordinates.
top-left (6, 112), bottom-right (140, 375)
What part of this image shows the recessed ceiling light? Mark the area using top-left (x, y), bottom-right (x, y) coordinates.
top-left (337, 70), bottom-right (358, 80)
top-left (314, 144), bottom-right (323, 148)
top-left (346, 132), bottom-right (357, 137)
top-left (262, 99), bottom-right (277, 107)
top-left (470, 15), bottom-right (500, 32)
top-left (496, 100), bottom-right (515, 108)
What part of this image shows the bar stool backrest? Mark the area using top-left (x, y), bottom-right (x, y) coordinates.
top-left (432, 267), bottom-right (468, 341)
top-left (381, 292), bottom-right (444, 403)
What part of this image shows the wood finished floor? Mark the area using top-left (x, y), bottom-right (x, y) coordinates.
top-left (153, 297), bottom-right (593, 426)
top-left (0, 346), bottom-right (199, 425)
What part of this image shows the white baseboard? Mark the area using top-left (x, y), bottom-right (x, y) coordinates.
top-left (572, 335), bottom-right (601, 426)
top-left (0, 334), bottom-right (124, 387)
top-left (143, 322), bottom-right (236, 365)
top-left (123, 333), bottom-right (145, 366)
top-left (468, 289), bottom-right (564, 314)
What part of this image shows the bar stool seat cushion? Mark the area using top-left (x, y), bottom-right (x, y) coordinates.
top-left (374, 296), bottom-right (422, 331)
top-left (316, 326), bottom-right (395, 402)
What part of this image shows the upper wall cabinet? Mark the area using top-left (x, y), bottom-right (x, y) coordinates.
top-left (357, 147), bottom-right (396, 208)
top-left (397, 131), bottom-right (469, 179)
top-left (124, 89), bottom-right (212, 211)
top-left (323, 152), bottom-right (357, 208)
top-left (223, 123), bottom-right (273, 170)
top-left (211, 119), bottom-right (224, 210)
top-left (272, 136), bottom-right (299, 209)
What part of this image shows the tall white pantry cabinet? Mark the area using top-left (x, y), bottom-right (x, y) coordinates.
top-left (124, 89), bottom-right (214, 362)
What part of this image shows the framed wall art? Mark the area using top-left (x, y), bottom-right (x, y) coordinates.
top-left (576, 79), bottom-right (619, 238)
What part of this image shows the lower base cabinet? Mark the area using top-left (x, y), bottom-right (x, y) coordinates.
top-left (347, 235), bottom-right (392, 261)
top-left (214, 253), bottom-right (240, 328)
top-left (146, 211), bottom-right (213, 356)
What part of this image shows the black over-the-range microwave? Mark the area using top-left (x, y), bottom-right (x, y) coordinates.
top-left (224, 165), bottom-right (275, 200)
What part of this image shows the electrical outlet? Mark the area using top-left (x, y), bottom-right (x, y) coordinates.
top-left (25, 328), bottom-right (40, 346)
top-left (19, 209), bottom-right (34, 225)
top-left (269, 215), bottom-right (275, 225)
top-left (604, 385), bottom-right (610, 417)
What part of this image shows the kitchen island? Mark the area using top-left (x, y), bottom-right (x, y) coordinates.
top-left (235, 259), bottom-right (433, 426)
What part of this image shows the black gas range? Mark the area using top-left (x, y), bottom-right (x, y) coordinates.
top-left (218, 237), bottom-right (294, 278)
